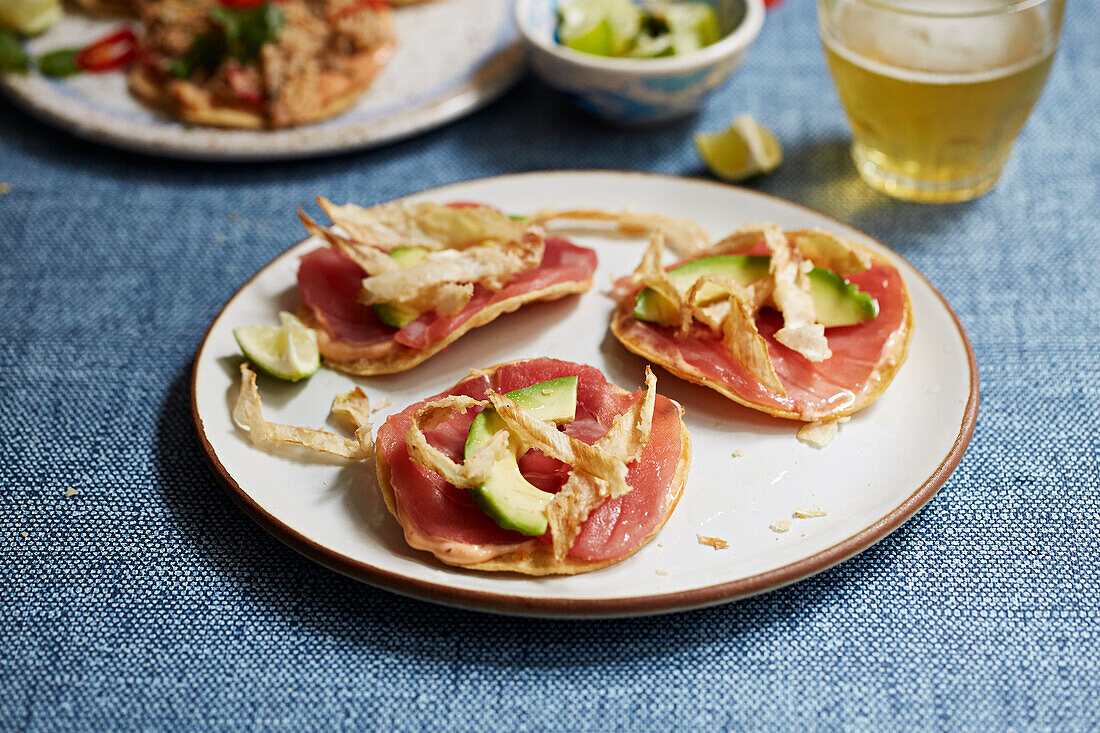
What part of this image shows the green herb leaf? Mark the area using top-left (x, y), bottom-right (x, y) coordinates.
top-left (170, 31), bottom-right (225, 79)
top-left (210, 2), bottom-right (284, 63)
top-left (38, 48), bottom-right (79, 77)
top-left (172, 2), bottom-right (284, 79)
top-left (0, 28), bottom-right (30, 74)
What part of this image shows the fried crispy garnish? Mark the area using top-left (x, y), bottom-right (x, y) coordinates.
top-left (299, 209), bottom-right (398, 275)
top-left (764, 226), bottom-right (831, 362)
top-left (794, 507), bottom-right (828, 518)
top-left (529, 208), bottom-right (709, 257)
top-left (632, 232), bottom-right (693, 333)
top-left (721, 285), bottom-right (786, 395)
top-left (403, 395), bottom-right (513, 488)
top-left (233, 364), bottom-right (373, 460)
top-left (796, 420), bottom-right (839, 448)
top-left (709, 224), bottom-right (771, 255)
top-left (355, 231), bottom-right (544, 306)
top-left (431, 282), bottom-right (475, 317)
top-left (788, 229), bottom-right (870, 275)
top-left (489, 392), bottom-right (631, 500)
top-left (697, 534), bottom-right (729, 550)
top-left (317, 198), bottom-right (528, 252)
top-left (545, 369), bottom-right (659, 559)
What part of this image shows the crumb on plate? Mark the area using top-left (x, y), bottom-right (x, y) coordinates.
top-left (770, 519), bottom-right (792, 533)
top-left (697, 533), bottom-right (729, 550)
top-left (797, 420), bottom-right (839, 448)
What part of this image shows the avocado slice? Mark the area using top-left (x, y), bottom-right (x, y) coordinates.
top-left (633, 255), bottom-right (878, 328)
top-left (463, 376), bottom-right (579, 536)
top-left (373, 247), bottom-right (430, 328)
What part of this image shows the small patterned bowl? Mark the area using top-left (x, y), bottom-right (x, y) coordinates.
top-left (515, 0), bottom-right (765, 123)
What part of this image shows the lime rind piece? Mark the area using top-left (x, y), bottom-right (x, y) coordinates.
top-left (666, 3), bottom-right (720, 54)
top-left (695, 114), bottom-right (783, 182)
top-left (233, 311), bottom-right (320, 382)
top-left (558, 0), bottom-right (641, 57)
top-left (0, 0), bottom-right (62, 36)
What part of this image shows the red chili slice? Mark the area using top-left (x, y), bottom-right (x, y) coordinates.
top-left (74, 27), bottom-right (136, 73)
top-left (224, 60), bottom-right (264, 106)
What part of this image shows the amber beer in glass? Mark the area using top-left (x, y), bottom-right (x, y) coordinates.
top-left (818, 0), bottom-right (1064, 203)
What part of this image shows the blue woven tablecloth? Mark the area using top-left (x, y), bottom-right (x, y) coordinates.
top-left (2, 1), bottom-right (1098, 729)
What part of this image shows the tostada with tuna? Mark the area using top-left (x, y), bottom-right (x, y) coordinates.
top-left (611, 223), bottom-right (913, 421)
top-left (374, 358), bottom-right (690, 575)
top-left (296, 200), bottom-right (599, 375)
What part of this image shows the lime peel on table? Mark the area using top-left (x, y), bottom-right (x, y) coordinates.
top-left (695, 114), bottom-right (783, 182)
top-left (234, 311), bottom-right (320, 382)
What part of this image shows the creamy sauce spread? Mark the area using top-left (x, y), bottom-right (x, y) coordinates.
top-left (391, 489), bottom-right (536, 565)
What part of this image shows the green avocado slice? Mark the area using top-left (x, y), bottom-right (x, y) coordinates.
top-left (463, 376), bottom-right (578, 536)
top-left (373, 247), bottom-right (430, 328)
top-left (633, 254), bottom-right (878, 328)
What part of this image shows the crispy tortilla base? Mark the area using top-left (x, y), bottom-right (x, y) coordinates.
top-left (611, 245), bottom-right (914, 421)
top-left (128, 42), bottom-right (395, 129)
top-left (374, 363), bottom-right (692, 576)
top-left (300, 277), bottom-right (595, 376)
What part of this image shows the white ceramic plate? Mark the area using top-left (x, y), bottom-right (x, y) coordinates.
top-left (1, 0), bottom-right (521, 160)
top-left (192, 171), bottom-right (978, 617)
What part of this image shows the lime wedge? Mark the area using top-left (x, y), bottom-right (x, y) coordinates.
top-left (695, 114), bottom-right (783, 182)
top-left (233, 311), bottom-right (320, 382)
top-left (559, 0), bottom-right (640, 56)
top-left (666, 3), bottom-right (721, 54)
top-left (0, 0), bottom-right (62, 36)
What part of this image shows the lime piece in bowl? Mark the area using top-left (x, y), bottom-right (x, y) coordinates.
top-left (559, 0), bottom-right (640, 56)
top-left (666, 3), bottom-right (721, 54)
top-left (234, 311), bottom-right (320, 382)
top-left (695, 114), bottom-right (783, 182)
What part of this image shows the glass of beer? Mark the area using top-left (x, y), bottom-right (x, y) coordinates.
top-left (818, 0), bottom-right (1064, 203)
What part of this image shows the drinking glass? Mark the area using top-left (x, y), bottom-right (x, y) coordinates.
top-left (818, 0), bottom-right (1064, 203)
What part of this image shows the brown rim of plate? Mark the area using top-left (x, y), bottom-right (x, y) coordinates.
top-left (190, 171), bottom-right (981, 619)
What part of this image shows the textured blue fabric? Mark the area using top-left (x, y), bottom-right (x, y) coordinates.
top-left (2, 0), bottom-right (1098, 729)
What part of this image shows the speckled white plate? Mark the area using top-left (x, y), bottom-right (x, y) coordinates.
top-left (1, 0), bottom-right (521, 160)
top-left (192, 172), bottom-right (978, 617)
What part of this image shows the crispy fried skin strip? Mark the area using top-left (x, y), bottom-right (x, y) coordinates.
top-left (404, 396), bottom-right (513, 488)
top-left (529, 208), bottom-right (709, 257)
top-left (632, 232), bottom-right (694, 334)
top-left (764, 226), bottom-right (831, 362)
top-left (233, 364), bottom-right (373, 459)
top-left (299, 209), bottom-right (398, 275)
top-left (721, 289), bottom-right (786, 395)
top-left (545, 369), bottom-right (659, 558)
top-left (788, 229), bottom-right (870, 274)
top-left (355, 230), bottom-right (544, 305)
top-left (317, 198), bottom-right (528, 252)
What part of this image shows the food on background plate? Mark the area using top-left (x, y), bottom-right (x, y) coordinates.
top-left (375, 358), bottom-right (691, 574)
top-left (130, 0), bottom-right (396, 128)
top-left (557, 0), bottom-right (720, 58)
top-left (296, 200), bottom-right (599, 375)
top-left (695, 114), bottom-right (783, 182)
top-left (610, 224), bottom-right (912, 421)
